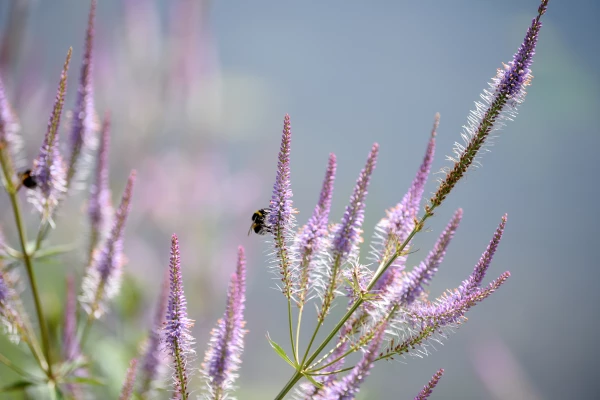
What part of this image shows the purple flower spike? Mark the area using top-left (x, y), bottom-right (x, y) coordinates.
top-left (269, 114), bottom-right (295, 299)
top-left (497, 1), bottom-right (546, 98)
top-left (431, 1), bottom-right (547, 209)
top-left (315, 322), bottom-right (386, 400)
top-left (80, 171), bottom-right (136, 319)
top-left (268, 113), bottom-right (294, 230)
top-left (373, 116), bottom-right (438, 291)
top-left (67, 0), bottom-right (99, 188)
top-left (396, 209), bottom-right (463, 306)
top-left (459, 214), bottom-right (507, 296)
top-left (333, 143), bottom-right (379, 260)
top-left (139, 271), bottom-right (170, 398)
top-left (296, 153), bottom-right (336, 306)
top-left (88, 112), bottom-right (113, 253)
top-left (414, 368), bottom-right (445, 400)
top-left (410, 271), bottom-right (511, 330)
top-left (119, 358), bottom-right (138, 400)
top-left (164, 234), bottom-right (194, 400)
top-left (0, 269), bottom-right (28, 344)
top-left (0, 74), bottom-right (23, 172)
top-left (63, 275), bottom-right (79, 362)
top-left (30, 48), bottom-right (72, 222)
top-left (202, 246), bottom-right (248, 399)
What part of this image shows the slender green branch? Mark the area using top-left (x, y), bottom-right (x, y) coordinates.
top-left (1, 149), bottom-right (54, 379)
top-left (8, 192), bottom-right (54, 380)
top-left (274, 371), bottom-right (303, 400)
top-left (173, 340), bottom-right (188, 400)
top-left (287, 298), bottom-right (296, 364)
top-left (300, 253), bottom-right (342, 367)
top-left (274, 212), bottom-right (433, 399)
top-left (294, 304), bottom-right (304, 363)
top-left (0, 352), bottom-right (41, 381)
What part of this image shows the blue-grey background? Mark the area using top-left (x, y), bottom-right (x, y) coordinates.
top-left (0, 0), bottom-right (598, 399)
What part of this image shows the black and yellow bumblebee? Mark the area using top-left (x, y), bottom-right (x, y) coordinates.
top-left (18, 169), bottom-right (37, 190)
top-left (248, 208), bottom-right (272, 235)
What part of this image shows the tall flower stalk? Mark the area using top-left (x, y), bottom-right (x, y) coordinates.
top-left (271, 2), bottom-right (548, 398)
top-left (163, 234), bottom-right (194, 400)
top-left (201, 247), bottom-right (248, 399)
top-left (0, 1), bottom-right (549, 398)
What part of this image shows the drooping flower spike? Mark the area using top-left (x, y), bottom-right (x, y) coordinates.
top-left (163, 234), bottom-right (194, 400)
top-left (201, 246), bottom-right (248, 399)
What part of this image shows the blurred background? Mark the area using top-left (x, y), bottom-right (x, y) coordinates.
top-left (0, 0), bottom-right (598, 399)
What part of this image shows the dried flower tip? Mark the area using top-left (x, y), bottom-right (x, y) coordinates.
top-left (414, 368), bottom-right (445, 400)
top-left (201, 246), bottom-right (248, 399)
top-left (118, 358), bottom-right (138, 400)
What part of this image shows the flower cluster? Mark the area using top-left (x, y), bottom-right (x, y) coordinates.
top-left (0, 0), bottom-right (548, 399)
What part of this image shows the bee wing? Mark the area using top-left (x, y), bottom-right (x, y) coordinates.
top-left (248, 223), bottom-right (255, 236)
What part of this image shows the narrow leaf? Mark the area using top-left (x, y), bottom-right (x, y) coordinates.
top-left (266, 334), bottom-right (296, 368)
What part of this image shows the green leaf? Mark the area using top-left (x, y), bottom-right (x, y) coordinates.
top-left (31, 243), bottom-right (78, 260)
top-left (266, 334), bottom-right (296, 369)
top-left (62, 376), bottom-right (106, 386)
top-left (305, 374), bottom-right (324, 389)
top-left (0, 380), bottom-right (35, 392)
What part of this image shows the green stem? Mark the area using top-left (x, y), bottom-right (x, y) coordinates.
top-left (274, 212), bottom-right (433, 398)
top-left (300, 253), bottom-right (341, 367)
top-left (8, 192), bottom-right (54, 380)
top-left (287, 298), bottom-right (296, 364)
top-left (294, 304), bottom-right (303, 363)
top-left (0, 145), bottom-right (55, 380)
top-left (274, 370), bottom-right (303, 400)
top-left (0, 352), bottom-right (41, 381)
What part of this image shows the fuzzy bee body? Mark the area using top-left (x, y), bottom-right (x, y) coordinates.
top-left (248, 208), bottom-right (271, 235)
top-left (18, 169), bottom-right (37, 189)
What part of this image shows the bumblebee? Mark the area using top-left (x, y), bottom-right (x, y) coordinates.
top-left (248, 208), bottom-right (271, 235)
top-left (18, 169), bottom-right (37, 190)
